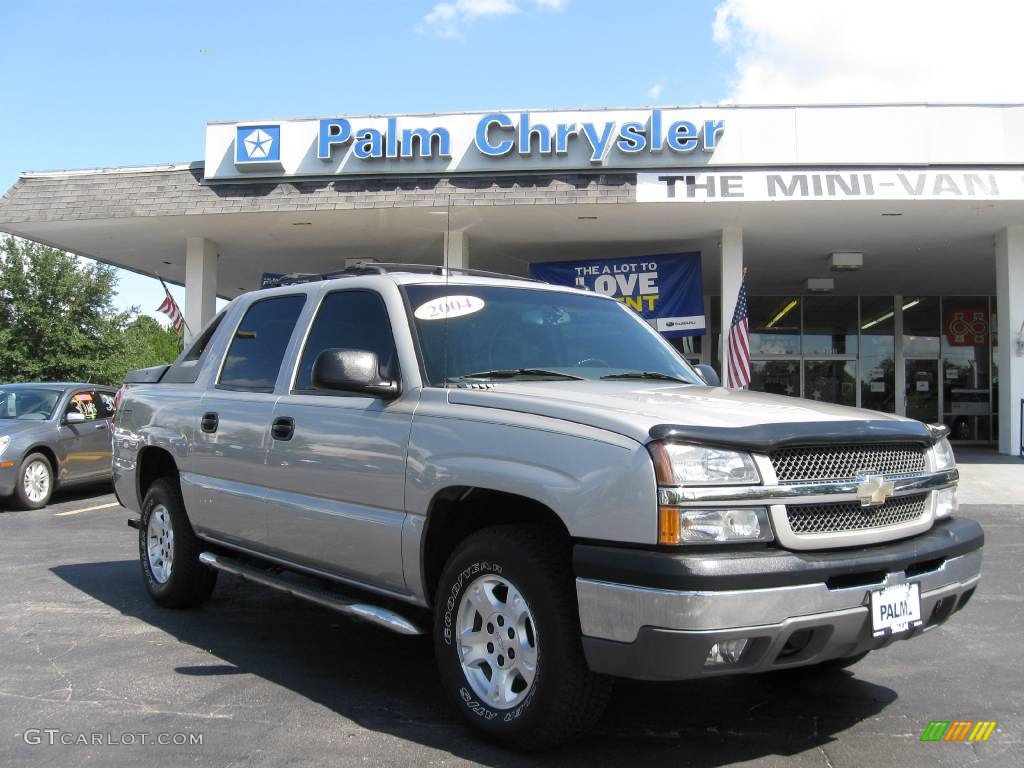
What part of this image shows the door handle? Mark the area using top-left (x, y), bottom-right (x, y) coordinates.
top-left (94, 422), bottom-right (108, 430)
top-left (201, 412), bottom-right (219, 433)
top-left (271, 416), bottom-right (295, 441)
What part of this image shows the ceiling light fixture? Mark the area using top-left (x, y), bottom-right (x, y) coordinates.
top-left (860, 299), bottom-right (922, 330)
top-left (830, 252), bottom-right (863, 271)
top-left (292, 222), bottom-right (312, 226)
top-left (766, 299), bottom-right (799, 329)
top-left (577, 216), bottom-right (598, 220)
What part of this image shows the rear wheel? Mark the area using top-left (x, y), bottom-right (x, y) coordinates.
top-left (139, 478), bottom-right (217, 608)
top-left (433, 525), bottom-right (612, 750)
top-left (15, 453), bottom-right (53, 510)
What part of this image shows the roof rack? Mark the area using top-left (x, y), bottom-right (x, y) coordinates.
top-left (262, 262), bottom-right (543, 288)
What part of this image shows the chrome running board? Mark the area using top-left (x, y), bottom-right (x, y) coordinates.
top-left (198, 551), bottom-right (423, 636)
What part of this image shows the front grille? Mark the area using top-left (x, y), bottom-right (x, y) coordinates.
top-left (786, 493), bottom-right (928, 534)
top-left (770, 444), bottom-right (927, 483)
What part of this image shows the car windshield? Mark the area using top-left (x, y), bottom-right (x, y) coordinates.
top-left (0, 387), bottom-right (62, 420)
top-left (403, 284), bottom-right (703, 386)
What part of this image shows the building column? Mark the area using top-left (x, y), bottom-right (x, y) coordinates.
top-left (185, 237), bottom-right (218, 343)
top-left (995, 226), bottom-right (1024, 456)
top-left (443, 229), bottom-right (469, 271)
top-left (720, 227), bottom-right (744, 385)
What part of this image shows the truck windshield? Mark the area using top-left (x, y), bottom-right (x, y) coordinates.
top-left (403, 284), bottom-right (702, 386)
top-left (0, 388), bottom-right (62, 420)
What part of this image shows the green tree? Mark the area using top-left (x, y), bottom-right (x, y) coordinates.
top-left (0, 236), bottom-right (181, 385)
top-left (121, 315), bottom-right (184, 371)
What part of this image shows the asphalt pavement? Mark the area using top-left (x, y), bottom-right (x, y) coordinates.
top-left (0, 487), bottom-right (1020, 767)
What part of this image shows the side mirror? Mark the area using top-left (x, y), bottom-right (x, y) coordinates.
top-left (65, 411), bottom-right (86, 424)
top-left (695, 363), bottom-right (721, 387)
top-left (312, 348), bottom-right (399, 399)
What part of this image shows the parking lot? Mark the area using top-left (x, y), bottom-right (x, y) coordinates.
top-left (0, 486), bottom-right (1020, 767)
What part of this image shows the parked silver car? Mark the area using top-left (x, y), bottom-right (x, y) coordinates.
top-left (0, 383), bottom-right (117, 509)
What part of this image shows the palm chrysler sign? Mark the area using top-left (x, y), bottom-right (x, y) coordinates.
top-left (207, 108), bottom-right (726, 180)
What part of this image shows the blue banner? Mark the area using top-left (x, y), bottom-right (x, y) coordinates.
top-left (529, 252), bottom-right (705, 337)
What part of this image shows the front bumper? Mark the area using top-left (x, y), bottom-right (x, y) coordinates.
top-left (575, 517), bottom-right (983, 681)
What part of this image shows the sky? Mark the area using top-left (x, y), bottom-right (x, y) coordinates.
top-left (1, 0), bottom-right (1022, 323)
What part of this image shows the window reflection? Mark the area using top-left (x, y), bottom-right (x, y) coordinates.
top-left (860, 296), bottom-right (895, 413)
top-left (942, 297), bottom-right (991, 441)
top-left (805, 360), bottom-right (857, 406)
top-left (902, 296), bottom-right (940, 356)
top-left (804, 296), bottom-right (858, 355)
top-left (748, 296), bottom-right (800, 356)
top-left (750, 361), bottom-right (800, 397)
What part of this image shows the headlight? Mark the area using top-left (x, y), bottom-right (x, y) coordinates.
top-left (0, 436), bottom-right (9, 456)
top-left (648, 442), bottom-right (761, 486)
top-left (658, 506), bottom-right (774, 544)
top-left (930, 436), bottom-right (956, 471)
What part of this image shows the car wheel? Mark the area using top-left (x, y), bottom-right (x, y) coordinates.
top-left (434, 524), bottom-right (612, 750)
top-left (15, 452), bottom-right (54, 510)
top-left (139, 478), bottom-right (217, 608)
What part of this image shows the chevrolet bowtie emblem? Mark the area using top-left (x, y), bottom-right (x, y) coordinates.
top-left (856, 473), bottom-right (895, 507)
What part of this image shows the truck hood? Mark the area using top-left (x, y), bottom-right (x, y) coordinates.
top-left (446, 381), bottom-right (935, 450)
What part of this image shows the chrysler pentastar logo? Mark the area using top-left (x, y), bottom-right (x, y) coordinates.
top-left (856, 473), bottom-right (895, 507)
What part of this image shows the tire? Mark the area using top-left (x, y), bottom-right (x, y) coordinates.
top-left (139, 478), bottom-right (217, 608)
top-left (434, 524), bottom-right (612, 750)
top-left (15, 452), bottom-right (54, 510)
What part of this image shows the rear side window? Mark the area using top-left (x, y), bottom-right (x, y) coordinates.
top-left (163, 311), bottom-right (226, 384)
top-left (294, 290), bottom-right (398, 391)
top-left (218, 295), bottom-right (306, 392)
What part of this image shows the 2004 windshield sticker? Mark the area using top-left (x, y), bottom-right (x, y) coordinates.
top-left (414, 295), bottom-right (485, 321)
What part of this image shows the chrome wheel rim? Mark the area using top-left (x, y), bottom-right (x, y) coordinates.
top-left (22, 460), bottom-right (50, 503)
top-left (146, 504), bottom-right (174, 584)
top-left (456, 573), bottom-right (538, 710)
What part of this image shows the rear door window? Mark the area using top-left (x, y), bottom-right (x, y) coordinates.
top-left (218, 295), bottom-right (306, 392)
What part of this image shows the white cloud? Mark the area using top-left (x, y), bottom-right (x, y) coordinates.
top-left (712, 0), bottom-right (1024, 103)
top-left (648, 83), bottom-right (663, 99)
top-left (422, 0), bottom-right (566, 38)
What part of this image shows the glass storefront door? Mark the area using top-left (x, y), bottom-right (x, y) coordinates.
top-left (905, 359), bottom-right (940, 423)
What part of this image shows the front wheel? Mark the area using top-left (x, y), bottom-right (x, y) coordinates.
top-left (434, 525), bottom-right (612, 750)
top-left (139, 478), bottom-right (217, 608)
top-left (16, 453), bottom-right (53, 509)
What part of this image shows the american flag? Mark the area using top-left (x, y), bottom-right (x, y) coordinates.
top-left (156, 278), bottom-right (185, 334)
top-left (726, 275), bottom-right (751, 388)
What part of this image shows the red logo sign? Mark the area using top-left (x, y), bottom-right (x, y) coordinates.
top-left (945, 308), bottom-right (988, 346)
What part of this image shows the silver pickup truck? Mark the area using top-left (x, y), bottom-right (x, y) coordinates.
top-left (113, 265), bottom-right (983, 750)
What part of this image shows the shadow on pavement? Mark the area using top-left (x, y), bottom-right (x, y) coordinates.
top-left (52, 559), bottom-right (895, 766)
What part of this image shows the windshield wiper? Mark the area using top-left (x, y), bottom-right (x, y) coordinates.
top-left (456, 368), bottom-right (584, 381)
top-left (600, 371), bottom-right (690, 383)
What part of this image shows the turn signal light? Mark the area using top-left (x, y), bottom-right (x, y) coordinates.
top-left (658, 506), bottom-right (681, 545)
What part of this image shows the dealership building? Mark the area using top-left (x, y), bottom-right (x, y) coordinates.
top-left (1, 103), bottom-right (1022, 454)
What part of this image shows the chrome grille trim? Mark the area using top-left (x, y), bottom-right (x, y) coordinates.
top-left (770, 443), bottom-right (927, 483)
top-left (786, 494), bottom-right (928, 534)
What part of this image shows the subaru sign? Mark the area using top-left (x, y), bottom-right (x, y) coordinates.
top-left (530, 252), bottom-right (705, 338)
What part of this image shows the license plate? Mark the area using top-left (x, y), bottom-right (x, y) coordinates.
top-left (870, 582), bottom-right (922, 636)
